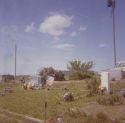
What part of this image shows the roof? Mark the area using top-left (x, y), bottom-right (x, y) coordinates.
top-left (117, 61), bottom-right (125, 67)
top-left (102, 61), bottom-right (125, 72)
top-left (102, 67), bottom-right (125, 72)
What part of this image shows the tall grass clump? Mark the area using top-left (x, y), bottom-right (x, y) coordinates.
top-left (86, 77), bottom-right (100, 96)
top-left (96, 94), bottom-right (123, 105)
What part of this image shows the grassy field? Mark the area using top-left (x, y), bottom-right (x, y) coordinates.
top-left (0, 80), bottom-right (125, 123)
top-left (0, 80), bottom-right (95, 120)
top-left (0, 109), bottom-right (41, 123)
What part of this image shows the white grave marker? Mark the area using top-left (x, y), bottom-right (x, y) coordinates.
top-left (46, 76), bottom-right (54, 86)
top-left (101, 72), bottom-right (110, 93)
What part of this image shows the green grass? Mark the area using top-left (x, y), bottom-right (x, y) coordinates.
top-left (0, 81), bottom-right (96, 120)
top-left (0, 110), bottom-right (41, 123)
top-left (63, 110), bottom-right (122, 123)
top-left (1, 80), bottom-right (125, 122)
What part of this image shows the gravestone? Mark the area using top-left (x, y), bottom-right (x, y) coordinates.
top-left (101, 72), bottom-right (110, 94)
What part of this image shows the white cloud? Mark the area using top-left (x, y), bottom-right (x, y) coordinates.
top-left (53, 43), bottom-right (74, 49)
top-left (70, 31), bottom-right (77, 37)
top-left (99, 43), bottom-right (106, 48)
top-left (39, 14), bottom-right (73, 38)
top-left (25, 22), bottom-right (35, 32)
top-left (79, 26), bottom-right (87, 31)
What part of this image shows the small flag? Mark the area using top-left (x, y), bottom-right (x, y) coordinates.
top-left (46, 76), bottom-right (54, 86)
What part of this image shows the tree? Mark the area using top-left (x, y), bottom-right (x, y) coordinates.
top-left (39, 67), bottom-right (65, 81)
top-left (2, 74), bottom-right (14, 82)
top-left (55, 71), bottom-right (65, 81)
top-left (67, 60), bottom-right (94, 80)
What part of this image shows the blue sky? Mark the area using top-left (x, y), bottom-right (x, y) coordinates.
top-left (0, 0), bottom-right (125, 75)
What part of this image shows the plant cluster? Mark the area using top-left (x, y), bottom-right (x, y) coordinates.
top-left (96, 94), bottom-right (123, 105)
top-left (86, 77), bottom-right (101, 96)
top-left (64, 109), bottom-right (120, 123)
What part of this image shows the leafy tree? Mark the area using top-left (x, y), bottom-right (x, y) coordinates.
top-left (55, 71), bottom-right (65, 81)
top-left (2, 74), bottom-right (14, 82)
top-left (39, 67), bottom-right (65, 81)
top-left (67, 60), bottom-right (94, 80)
top-left (39, 67), bottom-right (55, 77)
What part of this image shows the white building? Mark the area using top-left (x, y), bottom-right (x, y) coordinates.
top-left (102, 61), bottom-right (125, 81)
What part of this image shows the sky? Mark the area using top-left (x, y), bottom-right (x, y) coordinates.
top-left (0, 0), bottom-right (125, 75)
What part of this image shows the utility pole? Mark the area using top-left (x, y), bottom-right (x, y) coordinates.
top-left (15, 44), bottom-right (17, 79)
top-left (107, 0), bottom-right (117, 67)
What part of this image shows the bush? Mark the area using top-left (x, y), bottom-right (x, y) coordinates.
top-left (86, 77), bottom-right (101, 96)
top-left (64, 109), bottom-right (120, 123)
top-left (96, 94), bottom-right (123, 105)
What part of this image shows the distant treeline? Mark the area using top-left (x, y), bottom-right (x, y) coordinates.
top-left (39, 60), bottom-right (95, 81)
top-left (1, 75), bottom-right (14, 82)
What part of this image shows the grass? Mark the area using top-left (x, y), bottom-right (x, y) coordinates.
top-left (0, 80), bottom-right (95, 120)
top-left (0, 110), bottom-right (42, 123)
top-left (63, 110), bottom-right (122, 123)
top-left (0, 79), bottom-right (125, 122)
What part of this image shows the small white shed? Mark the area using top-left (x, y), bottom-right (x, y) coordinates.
top-left (107, 68), bottom-right (122, 81)
top-left (101, 61), bottom-right (125, 81)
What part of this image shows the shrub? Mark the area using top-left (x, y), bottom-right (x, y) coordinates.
top-left (64, 109), bottom-right (119, 123)
top-left (86, 77), bottom-right (101, 96)
top-left (96, 94), bottom-right (123, 105)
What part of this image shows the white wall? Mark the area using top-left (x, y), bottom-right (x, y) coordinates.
top-left (108, 69), bottom-right (122, 81)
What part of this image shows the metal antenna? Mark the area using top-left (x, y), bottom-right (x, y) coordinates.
top-left (112, 0), bottom-right (117, 67)
top-left (107, 0), bottom-right (117, 67)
